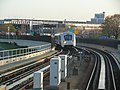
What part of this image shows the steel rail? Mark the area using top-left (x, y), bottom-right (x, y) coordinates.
top-left (106, 55), bottom-right (116, 90)
top-left (0, 50), bottom-right (63, 85)
top-left (85, 50), bottom-right (99, 90)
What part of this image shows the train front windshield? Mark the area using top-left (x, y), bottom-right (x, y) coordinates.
top-left (64, 35), bottom-right (72, 41)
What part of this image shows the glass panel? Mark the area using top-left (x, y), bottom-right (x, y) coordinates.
top-left (64, 35), bottom-right (72, 41)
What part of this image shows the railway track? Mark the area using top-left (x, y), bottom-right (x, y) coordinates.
top-left (86, 50), bottom-right (101, 90)
top-left (1, 46), bottom-right (119, 90)
top-left (75, 46), bottom-right (101, 90)
top-left (103, 51), bottom-right (120, 90)
top-left (21, 48), bottom-right (72, 90)
top-left (0, 48), bottom-right (71, 89)
top-left (0, 50), bottom-right (63, 86)
top-left (10, 67), bottom-right (50, 90)
top-left (14, 48), bottom-right (72, 90)
top-left (84, 47), bottom-right (120, 90)
top-left (1, 62), bottom-right (50, 86)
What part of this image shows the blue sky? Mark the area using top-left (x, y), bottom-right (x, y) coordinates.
top-left (0, 0), bottom-right (120, 21)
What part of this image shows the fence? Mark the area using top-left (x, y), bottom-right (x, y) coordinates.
top-left (0, 44), bottom-right (51, 66)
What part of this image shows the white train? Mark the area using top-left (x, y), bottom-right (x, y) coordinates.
top-left (55, 32), bottom-right (76, 48)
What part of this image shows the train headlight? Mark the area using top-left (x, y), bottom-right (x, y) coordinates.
top-left (64, 41), bottom-right (66, 44)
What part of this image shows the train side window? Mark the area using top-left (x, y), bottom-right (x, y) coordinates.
top-left (64, 35), bottom-right (72, 41)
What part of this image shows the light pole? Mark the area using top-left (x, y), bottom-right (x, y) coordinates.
top-left (8, 26), bottom-right (10, 39)
top-left (15, 26), bottom-right (18, 39)
top-left (51, 28), bottom-right (55, 50)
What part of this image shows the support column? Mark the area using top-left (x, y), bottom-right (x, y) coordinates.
top-left (59, 55), bottom-right (67, 81)
top-left (33, 71), bottom-right (43, 90)
top-left (30, 21), bottom-right (33, 30)
top-left (0, 85), bottom-right (6, 90)
top-left (50, 57), bottom-right (61, 86)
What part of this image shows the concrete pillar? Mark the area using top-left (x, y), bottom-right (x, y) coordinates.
top-left (30, 21), bottom-right (33, 30)
top-left (0, 85), bottom-right (6, 90)
top-left (59, 55), bottom-right (67, 81)
top-left (50, 57), bottom-right (61, 86)
top-left (33, 71), bottom-right (43, 90)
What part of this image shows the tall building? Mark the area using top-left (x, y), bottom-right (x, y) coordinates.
top-left (0, 20), bottom-right (4, 25)
top-left (91, 12), bottom-right (105, 24)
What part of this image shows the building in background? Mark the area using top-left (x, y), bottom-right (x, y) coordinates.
top-left (68, 23), bottom-right (102, 38)
top-left (0, 20), bottom-right (4, 25)
top-left (0, 19), bottom-right (68, 35)
top-left (0, 12), bottom-right (105, 37)
top-left (91, 12), bottom-right (105, 24)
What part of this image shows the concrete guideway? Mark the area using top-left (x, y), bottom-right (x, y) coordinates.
top-left (98, 53), bottom-right (105, 89)
top-left (0, 44), bottom-right (51, 66)
top-left (59, 47), bottom-right (95, 90)
top-left (0, 50), bottom-right (56, 74)
top-left (85, 48), bottom-right (105, 90)
top-left (77, 43), bottom-right (120, 74)
top-left (6, 65), bottom-right (50, 90)
top-left (77, 43), bottom-right (120, 62)
top-left (77, 43), bottom-right (120, 89)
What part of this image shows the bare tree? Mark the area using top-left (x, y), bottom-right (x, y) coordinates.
top-left (102, 14), bottom-right (120, 39)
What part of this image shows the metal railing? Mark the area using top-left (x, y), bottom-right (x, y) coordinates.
top-left (0, 44), bottom-right (51, 60)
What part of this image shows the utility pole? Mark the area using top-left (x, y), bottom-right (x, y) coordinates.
top-left (51, 28), bottom-right (55, 50)
top-left (8, 26), bottom-right (10, 39)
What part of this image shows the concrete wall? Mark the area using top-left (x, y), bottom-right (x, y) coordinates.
top-left (77, 38), bottom-right (120, 49)
top-left (0, 49), bottom-right (51, 66)
top-left (0, 39), bottom-right (49, 47)
top-left (0, 35), bottom-right (51, 43)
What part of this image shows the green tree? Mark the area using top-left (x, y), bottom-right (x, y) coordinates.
top-left (102, 14), bottom-right (120, 39)
top-left (0, 24), bottom-right (16, 32)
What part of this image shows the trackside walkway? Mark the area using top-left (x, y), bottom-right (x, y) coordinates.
top-left (0, 50), bottom-right (56, 73)
top-left (77, 43), bottom-right (120, 62)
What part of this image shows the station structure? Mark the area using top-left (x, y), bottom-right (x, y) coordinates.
top-left (0, 12), bottom-right (105, 37)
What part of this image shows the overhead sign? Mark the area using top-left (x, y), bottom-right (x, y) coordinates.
top-left (74, 28), bottom-right (79, 34)
top-left (69, 28), bottom-right (74, 33)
